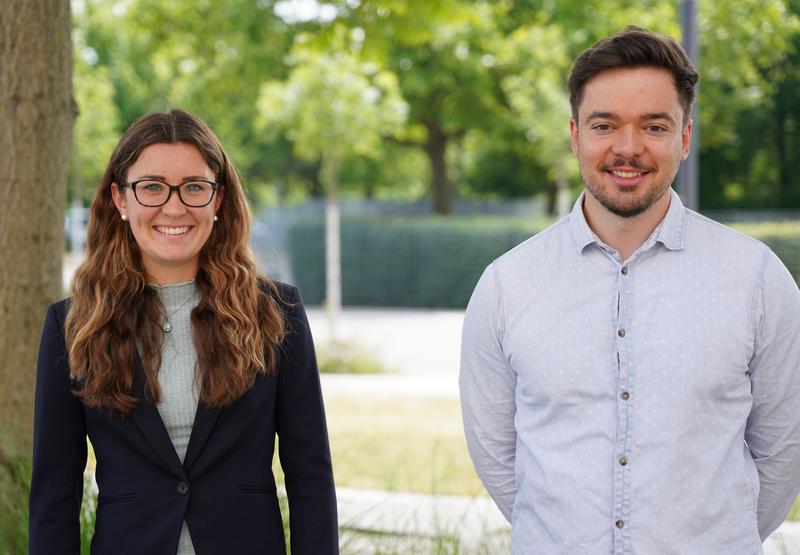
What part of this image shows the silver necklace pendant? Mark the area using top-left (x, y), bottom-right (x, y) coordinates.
top-left (160, 287), bottom-right (197, 334)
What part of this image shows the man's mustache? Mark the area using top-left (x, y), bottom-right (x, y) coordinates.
top-left (600, 158), bottom-right (655, 172)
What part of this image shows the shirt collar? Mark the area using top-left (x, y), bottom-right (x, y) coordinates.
top-left (568, 191), bottom-right (597, 253)
top-left (653, 188), bottom-right (687, 251)
top-left (569, 187), bottom-right (688, 254)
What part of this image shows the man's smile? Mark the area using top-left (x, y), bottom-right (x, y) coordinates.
top-left (604, 165), bottom-right (651, 187)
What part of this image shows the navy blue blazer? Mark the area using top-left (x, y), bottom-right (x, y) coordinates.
top-left (29, 284), bottom-right (338, 554)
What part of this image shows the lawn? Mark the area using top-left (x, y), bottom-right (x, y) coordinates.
top-left (325, 395), bottom-right (484, 496)
top-left (272, 395), bottom-right (485, 497)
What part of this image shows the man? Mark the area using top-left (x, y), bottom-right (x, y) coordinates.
top-left (460, 26), bottom-right (800, 554)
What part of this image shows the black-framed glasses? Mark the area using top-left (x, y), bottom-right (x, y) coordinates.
top-left (122, 179), bottom-right (220, 208)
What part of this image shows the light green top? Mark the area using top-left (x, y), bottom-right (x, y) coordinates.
top-left (152, 280), bottom-right (200, 555)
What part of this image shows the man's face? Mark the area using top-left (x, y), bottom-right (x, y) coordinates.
top-left (570, 66), bottom-right (692, 218)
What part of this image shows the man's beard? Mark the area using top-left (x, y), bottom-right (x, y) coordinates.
top-left (582, 158), bottom-right (676, 218)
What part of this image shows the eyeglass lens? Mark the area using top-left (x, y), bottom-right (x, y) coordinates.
top-left (133, 181), bottom-right (215, 207)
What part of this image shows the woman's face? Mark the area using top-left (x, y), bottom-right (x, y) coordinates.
top-left (111, 142), bottom-right (222, 285)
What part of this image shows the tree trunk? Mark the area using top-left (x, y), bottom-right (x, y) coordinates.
top-left (546, 182), bottom-right (557, 216)
top-left (423, 120), bottom-right (454, 215)
top-left (554, 154), bottom-right (571, 217)
top-left (322, 154), bottom-right (341, 342)
top-left (0, 0), bottom-right (75, 456)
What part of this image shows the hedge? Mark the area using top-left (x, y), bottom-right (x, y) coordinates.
top-left (731, 222), bottom-right (800, 283)
top-left (287, 217), bottom-right (800, 308)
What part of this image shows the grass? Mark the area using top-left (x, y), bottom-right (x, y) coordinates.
top-left (0, 454), bottom-right (95, 554)
top-left (0, 456), bottom-right (30, 554)
top-left (324, 395), bottom-right (484, 496)
top-left (789, 501), bottom-right (800, 522)
top-left (271, 395), bottom-right (484, 496)
top-left (317, 340), bottom-right (391, 375)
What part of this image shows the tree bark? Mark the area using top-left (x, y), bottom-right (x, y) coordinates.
top-left (554, 154), bottom-right (571, 217)
top-left (322, 153), bottom-right (341, 342)
top-left (0, 0), bottom-right (75, 456)
top-left (423, 120), bottom-right (454, 215)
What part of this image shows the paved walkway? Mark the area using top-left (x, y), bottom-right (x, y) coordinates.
top-left (336, 486), bottom-right (510, 553)
top-left (306, 306), bottom-right (464, 376)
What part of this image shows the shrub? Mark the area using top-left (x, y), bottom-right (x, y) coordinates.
top-left (288, 217), bottom-right (800, 308)
top-left (0, 455), bottom-right (95, 554)
top-left (287, 217), bottom-right (547, 308)
top-left (732, 222), bottom-right (800, 282)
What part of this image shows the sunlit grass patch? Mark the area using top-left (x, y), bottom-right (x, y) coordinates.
top-left (317, 340), bottom-right (391, 375)
top-left (325, 395), bottom-right (484, 496)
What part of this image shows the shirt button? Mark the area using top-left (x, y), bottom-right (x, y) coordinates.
top-left (618, 329), bottom-right (626, 337)
top-left (616, 519), bottom-right (625, 529)
top-left (620, 391), bottom-right (630, 401)
top-left (621, 266), bottom-right (628, 275)
top-left (177, 482), bottom-right (189, 495)
top-left (619, 456), bottom-right (628, 466)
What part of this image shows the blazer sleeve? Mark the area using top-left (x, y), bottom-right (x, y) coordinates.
top-left (276, 286), bottom-right (338, 554)
top-left (29, 301), bottom-right (88, 555)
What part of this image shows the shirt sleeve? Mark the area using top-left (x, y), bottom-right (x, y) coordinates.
top-left (29, 302), bottom-right (88, 554)
top-left (745, 250), bottom-right (800, 540)
top-left (459, 263), bottom-right (517, 522)
top-left (276, 286), bottom-right (338, 554)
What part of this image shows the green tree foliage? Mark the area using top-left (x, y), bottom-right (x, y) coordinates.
top-left (332, 1), bottom-right (515, 213)
top-left (72, 0), bottom-right (293, 195)
top-left (70, 24), bottom-right (120, 201)
top-left (698, 0), bottom-right (800, 208)
top-left (496, 22), bottom-right (578, 214)
top-left (70, 0), bottom-right (800, 212)
top-left (257, 40), bottom-right (407, 166)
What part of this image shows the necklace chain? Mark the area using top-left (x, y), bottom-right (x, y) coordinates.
top-left (162, 289), bottom-right (197, 333)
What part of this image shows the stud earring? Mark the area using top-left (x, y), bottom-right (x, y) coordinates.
top-left (121, 214), bottom-right (128, 221)
top-left (213, 215), bottom-right (218, 222)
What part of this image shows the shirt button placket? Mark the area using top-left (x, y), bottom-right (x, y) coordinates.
top-left (614, 262), bottom-right (632, 553)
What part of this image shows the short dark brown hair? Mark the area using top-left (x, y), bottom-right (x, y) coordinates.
top-left (568, 26), bottom-right (699, 126)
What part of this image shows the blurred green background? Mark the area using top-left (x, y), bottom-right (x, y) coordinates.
top-left (8, 1), bottom-right (800, 552)
top-left (70, 0), bottom-right (800, 214)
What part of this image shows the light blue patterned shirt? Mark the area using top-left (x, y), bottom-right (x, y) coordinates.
top-left (460, 189), bottom-right (800, 554)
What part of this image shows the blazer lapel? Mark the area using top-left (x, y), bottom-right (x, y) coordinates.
top-left (182, 400), bottom-right (221, 471)
top-left (130, 354), bottom-right (188, 481)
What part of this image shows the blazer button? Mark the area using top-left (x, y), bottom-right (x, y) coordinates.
top-left (177, 482), bottom-right (189, 495)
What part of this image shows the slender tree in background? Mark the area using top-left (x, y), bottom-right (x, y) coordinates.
top-left (0, 1), bottom-right (75, 456)
top-left (258, 41), bottom-right (407, 334)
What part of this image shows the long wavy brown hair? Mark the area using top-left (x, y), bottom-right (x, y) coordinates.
top-left (66, 109), bottom-right (286, 415)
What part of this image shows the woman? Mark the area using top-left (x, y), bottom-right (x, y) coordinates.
top-left (29, 109), bottom-right (338, 554)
